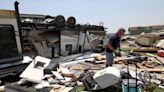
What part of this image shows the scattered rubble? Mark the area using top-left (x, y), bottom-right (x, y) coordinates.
top-left (1, 30), bottom-right (164, 92)
top-left (1, 48), bottom-right (163, 92)
top-left (1, 1), bottom-right (164, 92)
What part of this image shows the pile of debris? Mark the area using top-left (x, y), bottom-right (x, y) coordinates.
top-left (121, 31), bottom-right (164, 53)
top-left (1, 51), bottom-right (164, 92)
top-left (2, 53), bottom-right (107, 92)
top-left (121, 35), bottom-right (137, 48)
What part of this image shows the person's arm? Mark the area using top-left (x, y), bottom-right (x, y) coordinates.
top-left (107, 43), bottom-right (115, 52)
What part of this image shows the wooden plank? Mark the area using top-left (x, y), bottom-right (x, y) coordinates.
top-left (32, 40), bottom-right (51, 57)
top-left (32, 40), bottom-right (45, 56)
top-left (132, 47), bottom-right (158, 52)
top-left (138, 68), bottom-right (164, 72)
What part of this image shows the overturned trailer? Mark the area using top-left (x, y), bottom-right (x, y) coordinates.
top-left (20, 14), bottom-right (106, 58)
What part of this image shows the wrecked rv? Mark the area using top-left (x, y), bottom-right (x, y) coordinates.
top-left (20, 14), bottom-right (106, 58)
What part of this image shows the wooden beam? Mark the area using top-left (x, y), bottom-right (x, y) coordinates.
top-left (138, 68), bottom-right (164, 72)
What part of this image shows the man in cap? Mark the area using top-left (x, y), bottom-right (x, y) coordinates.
top-left (105, 28), bottom-right (125, 67)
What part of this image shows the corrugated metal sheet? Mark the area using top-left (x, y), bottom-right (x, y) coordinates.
top-left (0, 10), bottom-right (16, 18)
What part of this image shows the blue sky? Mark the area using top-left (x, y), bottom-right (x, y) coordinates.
top-left (0, 0), bottom-right (164, 33)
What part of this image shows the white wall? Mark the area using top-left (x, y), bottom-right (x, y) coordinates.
top-left (60, 35), bottom-right (78, 53)
top-left (60, 31), bottom-right (92, 54)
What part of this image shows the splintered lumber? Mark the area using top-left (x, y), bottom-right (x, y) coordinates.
top-left (70, 64), bottom-right (87, 70)
top-left (31, 40), bottom-right (51, 57)
top-left (142, 61), bottom-right (156, 68)
top-left (145, 63), bottom-right (155, 68)
top-left (62, 73), bottom-right (77, 80)
top-left (138, 68), bottom-right (164, 72)
top-left (136, 63), bottom-right (146, 69)
top-left (146, 53), bottom-right (164, 64)
top-left (148, 57), bottom-right (161, 64)
top-left (132, 47), bottom-right (158, 52)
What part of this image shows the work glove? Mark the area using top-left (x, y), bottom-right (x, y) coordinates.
top-left (114, 48), bottom-right (121, 57)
